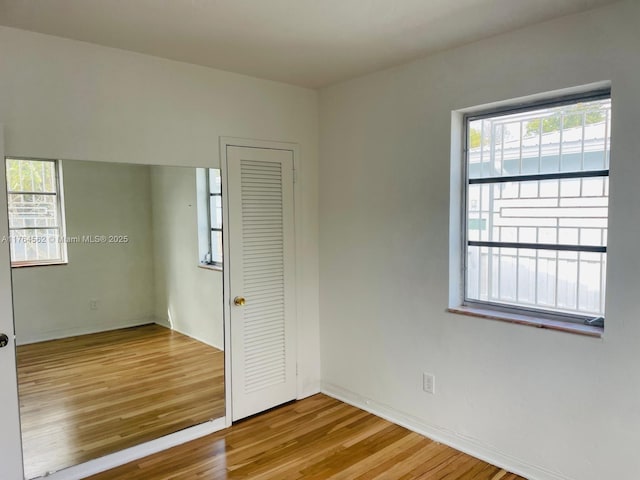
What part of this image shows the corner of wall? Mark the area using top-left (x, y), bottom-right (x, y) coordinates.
top-left (321, 382), bottom-right (574, 480)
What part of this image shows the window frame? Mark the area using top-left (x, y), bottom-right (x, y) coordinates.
top-left (196, 167), bottom-right (224, 270)
top-left (6, 157), bottom-right (68, 268)
top-left (461, 89), bottom-right (611, 325)
top-left (206, 168), bottom-right (224, 268)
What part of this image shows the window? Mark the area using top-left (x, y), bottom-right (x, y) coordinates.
top-left (5, 158), bottom-right (68, 267)
top-left (464, 91), bottom-right (611, 325)
top-left (196, 168), bottom-right (223, 267)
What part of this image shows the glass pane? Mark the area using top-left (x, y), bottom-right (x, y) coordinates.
top-left (578, 252), bottom-right (606, 314)
top-left (468, 98), bottom-right (611, 180)
top-left (557, 251), bottom-right (578, 310)
top-left (7, 193), bottom-right (59, 229)
top-left (467, 184), bottom-right (492, 242)
top-left (209, 168), bottom-right (222, 195)
top-left (209, 194), bottom-right (222, 230)
top-left (466, 245), bottom-right (486, 301)
top-left (536, 250), bottom-right (557, 308)
top-left (498, 247), bottom-right (517, 301)
top-left (9, 228), bottom-right (62, 263)
top-left (467, 177), bottom-right (608, 248)
top-left (210, 231), bottom-right (223, 264)
top-left (517, 249), bottom-right (536, 304)
top-left (467, 246), bottom-right (606, 317)
top-left (6, 159), bottom-right (57, 193)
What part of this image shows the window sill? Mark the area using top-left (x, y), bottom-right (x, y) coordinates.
top-left (11, 261), bottom-right (68, 269)
top-left (447, 306), bottom-right (603, 338)
top-left (198, 263), bottom-right (223, 272)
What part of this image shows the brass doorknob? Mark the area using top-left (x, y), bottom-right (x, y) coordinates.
top-left (233, 296), bottom-right (246, 306)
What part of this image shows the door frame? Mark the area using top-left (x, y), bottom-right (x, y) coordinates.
top-left (219, 137), bottom-right (300, 426)
top-left (0, 135), bottom-right (301, 477)
top-left (0, 125), bottom-right (26, 480)
top-left (0, 140), bottom-right (230, 479)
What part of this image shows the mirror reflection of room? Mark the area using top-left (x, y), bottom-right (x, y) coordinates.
top-left (6, 158), bottom-right (225, 479)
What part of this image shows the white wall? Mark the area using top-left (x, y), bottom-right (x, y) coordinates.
top-left (319, 2), bottom-right (640, 480)
top-left (0, 25), bottom-right (320, 397)
top-left (151, 165), bottom-right (224, 350)
top-left (12, 160), bottom-right (155, 344)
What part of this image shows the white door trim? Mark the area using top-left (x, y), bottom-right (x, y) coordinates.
top-left (0, 125), bottom-right (25, 480)
top-left (219, 137), bottom-right (300, 426)
top-left (0, 139), bottom-right (230, 478)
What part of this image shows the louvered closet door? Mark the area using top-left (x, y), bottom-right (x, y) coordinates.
top-left (227, 145), bottom-right (296, 421)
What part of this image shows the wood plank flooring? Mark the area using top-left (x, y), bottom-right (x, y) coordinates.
top-left (17, 324), bottom-right (225, 479)
top-left (90, 394), bottom-right (526, 480)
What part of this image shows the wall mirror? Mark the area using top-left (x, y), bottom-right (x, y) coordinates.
top-left (5, 158), bottom-right (225, 479)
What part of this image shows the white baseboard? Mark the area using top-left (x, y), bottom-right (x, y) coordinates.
top-left (321, 382), bottom-right (574, 480)
top-left (154, 317), bottom-right (224, 351)
top-left (42, 417), bottom-right (226, 480)
top-left (16, 317), bottom-right (156, 346)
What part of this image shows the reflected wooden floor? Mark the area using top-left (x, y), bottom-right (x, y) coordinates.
top-left (90, 394), bottom-right (525, 480)
top-left (17, 324), bottom-right (224, 479)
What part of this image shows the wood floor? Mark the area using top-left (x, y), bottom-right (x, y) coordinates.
top-left (17, 324), bottom-right (225, 479)
top-left (90, 394), bottom-right (526, 480)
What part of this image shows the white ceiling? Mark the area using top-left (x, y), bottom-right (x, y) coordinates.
top-left (0, 0), bottom-right (618, 88)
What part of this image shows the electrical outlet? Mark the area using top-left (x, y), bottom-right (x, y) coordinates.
top-left (423, 372), bottom-right (435, 394)
top-left (89, 299), bottom-right (98, 310)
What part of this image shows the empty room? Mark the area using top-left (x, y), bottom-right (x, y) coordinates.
top-left (0, 1), bottom-right (638, 479)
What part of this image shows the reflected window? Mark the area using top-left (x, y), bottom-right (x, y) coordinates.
top-left (5, 158), bottom-right (68, 267)
top-left (463, 92), bottom-right (611, 325)
top-left (197, 168), bottom-right (223, 267)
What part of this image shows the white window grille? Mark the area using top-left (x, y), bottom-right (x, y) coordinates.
top-left (464, 91), bottom-right (611, 325)
top-left (196, 168), bottom-right (223, 267)
top-left (5, 158), bottom-right (68, 267)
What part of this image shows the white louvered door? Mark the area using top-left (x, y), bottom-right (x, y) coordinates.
top-left (227, 145), bottom-right (296, 421)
